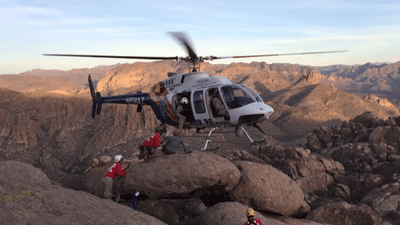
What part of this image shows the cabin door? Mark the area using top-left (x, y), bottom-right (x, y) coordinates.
top-left (191, 90), bottom-right (212, 126)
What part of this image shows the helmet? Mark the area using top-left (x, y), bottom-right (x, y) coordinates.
top-left (114, 155), bottom-right (123, 162)
top-left (180, 97), bottom-right (189, 104)
top-left (246, 208), bottom-right (255, 217)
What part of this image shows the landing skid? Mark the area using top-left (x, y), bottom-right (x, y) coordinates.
top-left (163, 128), bottom-right (218, 151)
top-left (173, 126), bottom-right (267, 151)
top-left (207, 126), bottom-right (267, 145)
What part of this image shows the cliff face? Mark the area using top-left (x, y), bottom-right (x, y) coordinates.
top-left (0, 88), bottom-right (159, 189)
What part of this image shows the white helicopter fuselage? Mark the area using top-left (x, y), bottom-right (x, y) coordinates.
top-left (156, 71), bottom-right (274, 128)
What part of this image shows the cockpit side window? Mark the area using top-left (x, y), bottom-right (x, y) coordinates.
top-left (240, 84), bottom-right (263, 102)
top-left (221, 85), bottom-right (256, 109)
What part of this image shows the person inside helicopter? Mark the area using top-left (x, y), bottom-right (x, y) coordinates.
top-left (210, 89), bottom-right (230, 120)
top-left (175, 97), bottom-right (193, 133)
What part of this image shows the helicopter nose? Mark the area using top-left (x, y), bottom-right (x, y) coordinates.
top-left (236, 103), bottom-right (274, 124)
top-left (262, 104), bottom-right (274, 119)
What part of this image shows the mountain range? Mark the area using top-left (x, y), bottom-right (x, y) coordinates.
top-left (1, 61), bottom-right (399, 102)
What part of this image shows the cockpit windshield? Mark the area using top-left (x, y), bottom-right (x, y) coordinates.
top-left (240, 84), bottom-right (263, 103)
top-left (220, 84), bottom-right (256, 109)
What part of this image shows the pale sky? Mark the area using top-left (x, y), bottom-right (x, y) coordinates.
top-left (1, 0), bottom-right (400, 74)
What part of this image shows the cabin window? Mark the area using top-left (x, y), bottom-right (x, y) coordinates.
top-left (221, 84), bottom-right (256, 109)
top-left (193, 91), bottom-right (205, 114)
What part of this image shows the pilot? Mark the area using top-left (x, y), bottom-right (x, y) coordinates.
top-left (212, 91), bottom-right (230, 119)
top-left (176, 97), bottom-right (191, 133)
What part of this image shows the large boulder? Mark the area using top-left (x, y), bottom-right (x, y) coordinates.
top-left (306, 201), bottom-right (382, 225)
top-left (119, 151), bottom-right (241, 199)
top-left (199, 202), bottom-right (328, 225)
top-left (0, 160), bottom-right (166, 225)
top-left (369, 126), bottom-right (390, 144)
top-left (228, 161), bottom-right (304, 216)
top-left (296, 173), bottom-right (335, 195)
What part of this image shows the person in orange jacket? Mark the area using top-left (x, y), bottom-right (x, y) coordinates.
top-left (102, 155), bottom-right (129, 199)
top-left (244, 208), bottom-right (264, 225)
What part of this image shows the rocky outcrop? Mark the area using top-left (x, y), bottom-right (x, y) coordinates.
top-left (306, 201), bottom-right (382, 225)
top-left (283, 148), bottom-right (344, 195)
top-left (258, 145), bottom-right (344, 195)
top-left (360, 176), bottom-right (400, 219)
top-left (228, 161), bottom-right (304, 216)
top-left (0, 160), bottom-right (166, 225)
top-left (306, 69), bottom-right (321, 83)
top-left (119, 152), bottom-right (241, 199)
top-left (293, 68), bottom-right (321, 86)
top-left (83, 152), bottom-right (241, 199)
top-left (364, 94), bottom-right (399, 112)
top-left (307, 112), bottom-right (400, 152)
top-left (253, 112), bottom-right (400, 222)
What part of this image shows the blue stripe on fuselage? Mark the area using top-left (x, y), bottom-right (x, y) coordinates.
top-left (101, 93), bottom-right (179, 127)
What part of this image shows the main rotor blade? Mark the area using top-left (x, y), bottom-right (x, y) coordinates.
top-left (168, 32), bottom-right (198, 61)
top-left (43, 54), bottom-right (178, 61)
top-left (208, 50), bottom-right (347, 60)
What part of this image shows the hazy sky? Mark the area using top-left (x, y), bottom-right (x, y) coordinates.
top-left (1, 0), bottom-right (399, 74)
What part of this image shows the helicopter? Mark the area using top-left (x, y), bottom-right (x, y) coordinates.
top-left (44, 32), bottom-right (346, 146)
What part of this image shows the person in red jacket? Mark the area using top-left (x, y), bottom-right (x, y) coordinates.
top-left (139, 125), bottom-right (164, 160)
top-left (102, 155), bottom-right (129, 199)
top-left (244, 208), bottom-right (264, 225)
